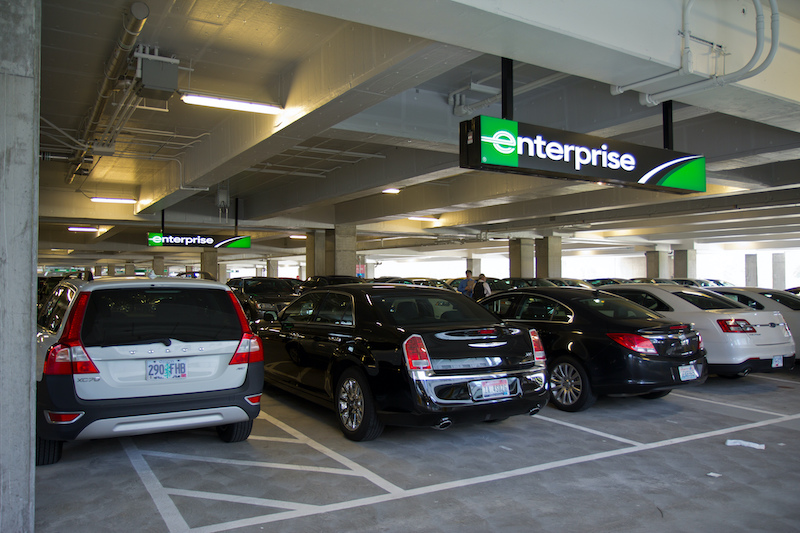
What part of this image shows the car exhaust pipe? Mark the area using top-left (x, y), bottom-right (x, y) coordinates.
top-left (529, 406), bottom-right (541, 416)
top-left (433, 418), bottom-right (452, 430)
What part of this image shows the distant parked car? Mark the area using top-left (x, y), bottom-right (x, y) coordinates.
top-left (672, 278), bottom-right (716, 287)
top-left (479, 287), bottom-right (707, 411)
top-left (257, 284), bottom-right (549, 440)
top-left (603, 284), bottom-right (795, 377)
top-left (545, 278), bottom-right (593, 288)
top-left (788, 287), bottom-right (800, 295)
top-left (585, 278), bottom-right (629, 287)
top-left (227, 276), bottom-right (297, 320)
top-left (504, 278), bottom-right (557, 288)
top-left (708, 287), bottom-right (800, 355)
top-left (35, 277), bottom-right (263, 465)
top-left (379, 277), bottom-right (456, 290)
top-left (298, 275), bottom-right (362, 293)
top-left (629, 278), bottom-right (680, 285)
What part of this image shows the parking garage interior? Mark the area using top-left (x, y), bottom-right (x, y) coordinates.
top-left (3, 0), bottom-right (800, 530)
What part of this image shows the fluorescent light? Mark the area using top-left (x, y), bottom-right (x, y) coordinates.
top-left (181, 93), bottom-right (282, 115)
top-left (68, 227), bottom-right (98, 232)
top-left (289, 235), bottom-right (307, 240)
top-left (408, 216), bottom-right (438, 222)
top-left (382, 188), bottom-right (401, 194)
top-left (91, 197), bottom-right (137, 204)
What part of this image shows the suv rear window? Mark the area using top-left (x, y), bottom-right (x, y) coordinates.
top-left (80, 288), bottom-right (242, 347)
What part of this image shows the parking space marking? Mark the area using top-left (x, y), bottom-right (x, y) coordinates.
top-left (141, 449), bottom-right (364, 477)
top-left (122, 438), bottom-right (191, 533)
top-left (670, 392), bottom-right (785, 416)
top-left (750, 373), bottom-right (800, 385)
top-left (165, 487), bottom-right (318, 512)
top-left (257, 412), bottom-right (405, 495)
top-left (188, 411), bottom-right (800, 533)
top-left (536, 415), bottom-right (643, 445)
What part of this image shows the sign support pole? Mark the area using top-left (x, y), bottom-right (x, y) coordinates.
top-left (502, 57), bottom-right (513, 120)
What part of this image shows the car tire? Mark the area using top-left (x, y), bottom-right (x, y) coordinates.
top-left (216, 420), bottom-right (253, 443)
top-left (36, 436), bottom-right (63, 466)
top-left (335, 368), bottom-right (384, 441)
top-left (548, 355), bottom-right (596, 412)
top-left (640, 389), bottom-right (671, 399)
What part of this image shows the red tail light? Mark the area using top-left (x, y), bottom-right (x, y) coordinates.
top-left (44, 411), bottom-right (84, 424)
top-left (717, 319), bottom-right (757, 333)
top-left (529, 329), bottom-right (546, 363)
top-left (607, 333), bottom-right (657, 355)
top-left (403, 334), bottom-right (432, 371)
top-left (43, 292), bottom-right (100, 375)
top-left (244, 393), bottom-right (262, 406)
top-left (230, 333), bottom-right (264, 365)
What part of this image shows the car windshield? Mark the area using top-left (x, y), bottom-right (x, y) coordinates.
top-left (674, 289), bottom-right (745, 310)
top-left (373, 293), bottom-right (496, 326)
top-left (574, 295), bottom-right (662, 320)
top-left (761, 291), bottom-right (800, 311)
top-left (243, 278), bottom-right (292, 294)
top-left (81, 288), bottom-right (242, 346)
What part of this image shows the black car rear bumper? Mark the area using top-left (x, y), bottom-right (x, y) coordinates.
top-left (591, 354), bottom-right (709, 395)
top-left (37, 362), bottom-right (263, 442)
top-left (377, 367), bottom-right (549, 427)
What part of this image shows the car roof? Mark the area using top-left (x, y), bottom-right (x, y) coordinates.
top-left (302, 282), bottom-right (457, 294)
top-left (59, 276), bottom-right (231, 292)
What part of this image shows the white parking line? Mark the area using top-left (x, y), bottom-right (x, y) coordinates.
top-left (535, 415), bottom-right (642, 445)
top-left (749, 373), bottom-right (800, 385)
top-left (670, 392), bottom-right (785, 416)
top-left (187, 411), bottom-right (800, 533)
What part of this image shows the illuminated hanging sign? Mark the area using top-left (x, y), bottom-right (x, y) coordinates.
top-left (147, 233), bottom-right (251, 248)
top-left (459, 116), bottom-right (705, 192)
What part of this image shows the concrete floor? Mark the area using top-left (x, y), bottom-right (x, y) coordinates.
top-left (35, 367), bottom-right (800, 533)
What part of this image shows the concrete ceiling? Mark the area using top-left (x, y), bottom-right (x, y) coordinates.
top-left (38, 0), bottom-right (800, 271)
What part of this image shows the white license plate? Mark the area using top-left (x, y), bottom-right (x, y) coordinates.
top-left (772, 356), bottom-right (784, 368)
top-left (678, 364), bottom-right (699, 381)
top-left (478, 378), bottom-right (510, 399)
top-left (146, 359), bottom-right (187, 380)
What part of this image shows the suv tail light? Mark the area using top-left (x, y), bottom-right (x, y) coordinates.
top-left (403, 334), bottom-right (432, 371)
top-left (717, 318), bottom-right (757, 333)
top-left (529, 330), bottom-right (546, 364)
top-left (607, 333), bottom-right (658, 355)
top-left (230, 333), bottom-right (264, 365)
top-left (43, 292), bottom-right (100, 375)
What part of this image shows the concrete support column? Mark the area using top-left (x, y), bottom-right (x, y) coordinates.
top-left (255, 266), bottom-right (265, 277)
top-left (201, 249), bottom-right (218, 280)
top-left (124, 261), bottom-right (136, 276)
top-left (365, 262), bottom-right (376, 279)
top-left (94, 264), bottom-right (104, 277)
top-left (673, 249), bottom-right (696, 278)
top-left (107, 263), bottom-right (117, 277)
top-left (509, 238), bottom-right (535, 278)
top-left (745, 254), bottom-right (758, 286)
top-left (266, 260), bottom-right (279, 277)
top-left (645, 250), bottom-right (670, 278)
top-left (306, 230), bottom-right (326, 277)
top-left (0, 0), bottom-right (38, 529)
top-left (535, 236), bottom-right (561, 277)
top-left (773, 253), bottom-right (785, 289)
top-left (299, 264), bottom-right (307, 280)
top-left (333, 224), bottom-right (357, 275)
top-left (152, 256), bottom-right (165, 277)
top-left (466, 258), bottom-right (481, 277)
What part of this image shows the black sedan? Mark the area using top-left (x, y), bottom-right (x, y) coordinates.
top-left (479, 287), bottom-right (708, 412)
top-left (256, 284), bottom-right (549, 440)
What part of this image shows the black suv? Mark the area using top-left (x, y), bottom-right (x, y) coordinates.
top-left (226, 277), bottom-right (297, 320)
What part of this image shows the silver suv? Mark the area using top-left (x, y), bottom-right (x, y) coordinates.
top-left (35, 276), bottom-right (264, 465)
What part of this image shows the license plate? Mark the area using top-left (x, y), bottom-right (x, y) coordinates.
top-left (678, 364), bottom-right (699, 381)
top-left (772, 356), bottom-right (784, 368)
top-left (146, 359), bottom-right (187, 380)
top-left (478, 378), bottom-right (510, 399)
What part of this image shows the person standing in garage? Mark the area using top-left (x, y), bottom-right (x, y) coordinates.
top-left (472, 274), bottom-right (491, 300)
top-left (458, 270), bottom-right (475, 298)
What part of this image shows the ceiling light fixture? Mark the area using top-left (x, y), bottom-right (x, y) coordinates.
top-left (68, 227), bottom-right (98, 232)
top-left (90, 197), bottom-right (137, 204)
top-left (181, 93), bottom-right (283, 115)
top-left (382, 188), bottom-right (401, 194)
top-left (408, 216), bottom-right (438, 222)
top-left (289, 235), bottom-right (307, 240)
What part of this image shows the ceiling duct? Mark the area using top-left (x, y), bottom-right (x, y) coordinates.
top-left (66, 1), bottom-right (149, 184)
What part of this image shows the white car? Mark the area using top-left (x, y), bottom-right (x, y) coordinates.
top-left (603, 284), bottom-right (795, 377)
top-left (708, 287), bottom-right (800, 356)
top-left (36, 276), bottom-right (264, 465)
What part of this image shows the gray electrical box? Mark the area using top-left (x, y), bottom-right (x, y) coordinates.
top-left (139, 58), bottom-right (178, 100)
